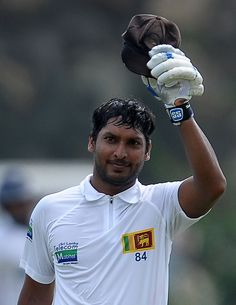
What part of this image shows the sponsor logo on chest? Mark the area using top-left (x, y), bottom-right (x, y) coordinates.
top-left (54, 242), bottom-right (79, 264)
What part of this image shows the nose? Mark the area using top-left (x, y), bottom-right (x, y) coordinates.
top-left (113, 143), bottom-right (127, 159)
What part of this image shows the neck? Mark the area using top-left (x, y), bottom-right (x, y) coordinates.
top-left (90, 174), bottom-right (136, 196)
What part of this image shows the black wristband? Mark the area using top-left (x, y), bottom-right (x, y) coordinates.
top-left (166, 102), bottom-right (194, 126)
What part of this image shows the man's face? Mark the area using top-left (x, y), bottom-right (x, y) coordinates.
top-left (88, 117), bottom-right (151, 192)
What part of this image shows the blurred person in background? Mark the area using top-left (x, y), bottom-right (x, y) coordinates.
top-left (0, 168), bottom-right (35, 305)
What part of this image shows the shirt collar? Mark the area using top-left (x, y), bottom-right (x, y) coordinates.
top-left (80, 174), bottom-right (142, 204)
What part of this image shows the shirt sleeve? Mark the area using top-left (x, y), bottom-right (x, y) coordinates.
top-left (165, 181), bottom-right (206, 240)
top-left (146, 181), bottom-right (207, 241)
top-left (19, 197), bottom-right (55, 284)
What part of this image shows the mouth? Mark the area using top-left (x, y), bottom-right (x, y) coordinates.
top-left (108, 160), bottom-right (130, 168)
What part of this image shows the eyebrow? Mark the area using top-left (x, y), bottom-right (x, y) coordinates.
top-left (102, 131), bottom-right (144, 141)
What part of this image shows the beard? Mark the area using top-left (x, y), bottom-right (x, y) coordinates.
top-left (93, 157), bottom-right (144, 188)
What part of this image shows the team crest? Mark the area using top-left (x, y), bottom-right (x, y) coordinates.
top-left (122, 228), bottom-right (155, 253)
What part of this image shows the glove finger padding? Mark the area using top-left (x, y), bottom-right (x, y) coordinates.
top-left (143, 44), bottom-right (204, 105)
top-left (189, 84), bottom-right (204, 96)
top-left (149, 58), bottom-right (193, 81)
top-left (147, 52), bottom-right (189, 70)
top-left (158, 66), bottom-right (202, 85)
top-left (149, 44), bottom-right (185, 57)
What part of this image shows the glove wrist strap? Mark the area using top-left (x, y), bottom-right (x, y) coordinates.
top-left (166, 102), bottom-right (194, 126)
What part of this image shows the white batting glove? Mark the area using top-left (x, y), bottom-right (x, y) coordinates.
top-left (142, 44), bottom-right (204, 106)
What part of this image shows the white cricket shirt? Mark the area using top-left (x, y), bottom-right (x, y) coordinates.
top-left (20, 175), bottom-right (203, 305)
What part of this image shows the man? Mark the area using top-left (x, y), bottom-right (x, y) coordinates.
top-left (0, 168), bottom-right (35, 305)
top-left (17, 45), bottom-right (226, 305)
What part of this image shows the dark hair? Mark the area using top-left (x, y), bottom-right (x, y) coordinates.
top-left (90, 97), bottom-right (156, 147)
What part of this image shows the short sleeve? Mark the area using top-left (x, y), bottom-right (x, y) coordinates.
top-left (19, 198), bottom-right (55, 284)
top-left (144, 181), bottom-right (206, 241)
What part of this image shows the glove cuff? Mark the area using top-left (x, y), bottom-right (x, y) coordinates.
top-left (166, 102), bottom-right (194, 126)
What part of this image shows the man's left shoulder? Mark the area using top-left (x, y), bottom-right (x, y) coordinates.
top-left (140, 180), bottom-right (182, 193)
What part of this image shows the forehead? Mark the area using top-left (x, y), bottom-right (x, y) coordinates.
top-left (99, 117), bottom-right (145, 139)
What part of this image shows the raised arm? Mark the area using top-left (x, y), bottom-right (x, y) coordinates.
top-left (141, 44), bottom-right (226, 217)
top-left (17, 275), bottom-right (54, 305)
top-left (178, 117), bottom-right (226, 218)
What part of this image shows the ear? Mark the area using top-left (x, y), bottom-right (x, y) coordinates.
top-left (144, 141), bottom-right (152, 161)
top-left (88, 136), bottom-right (95, 153)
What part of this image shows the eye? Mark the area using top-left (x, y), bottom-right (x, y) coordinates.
top-left (129, 139), bottom-right (142, 146)
top-left (104, 136), bottom-right (115, 143)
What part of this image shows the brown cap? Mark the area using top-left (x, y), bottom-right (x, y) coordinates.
top-left (121, 14), bottom-right (181, 77)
